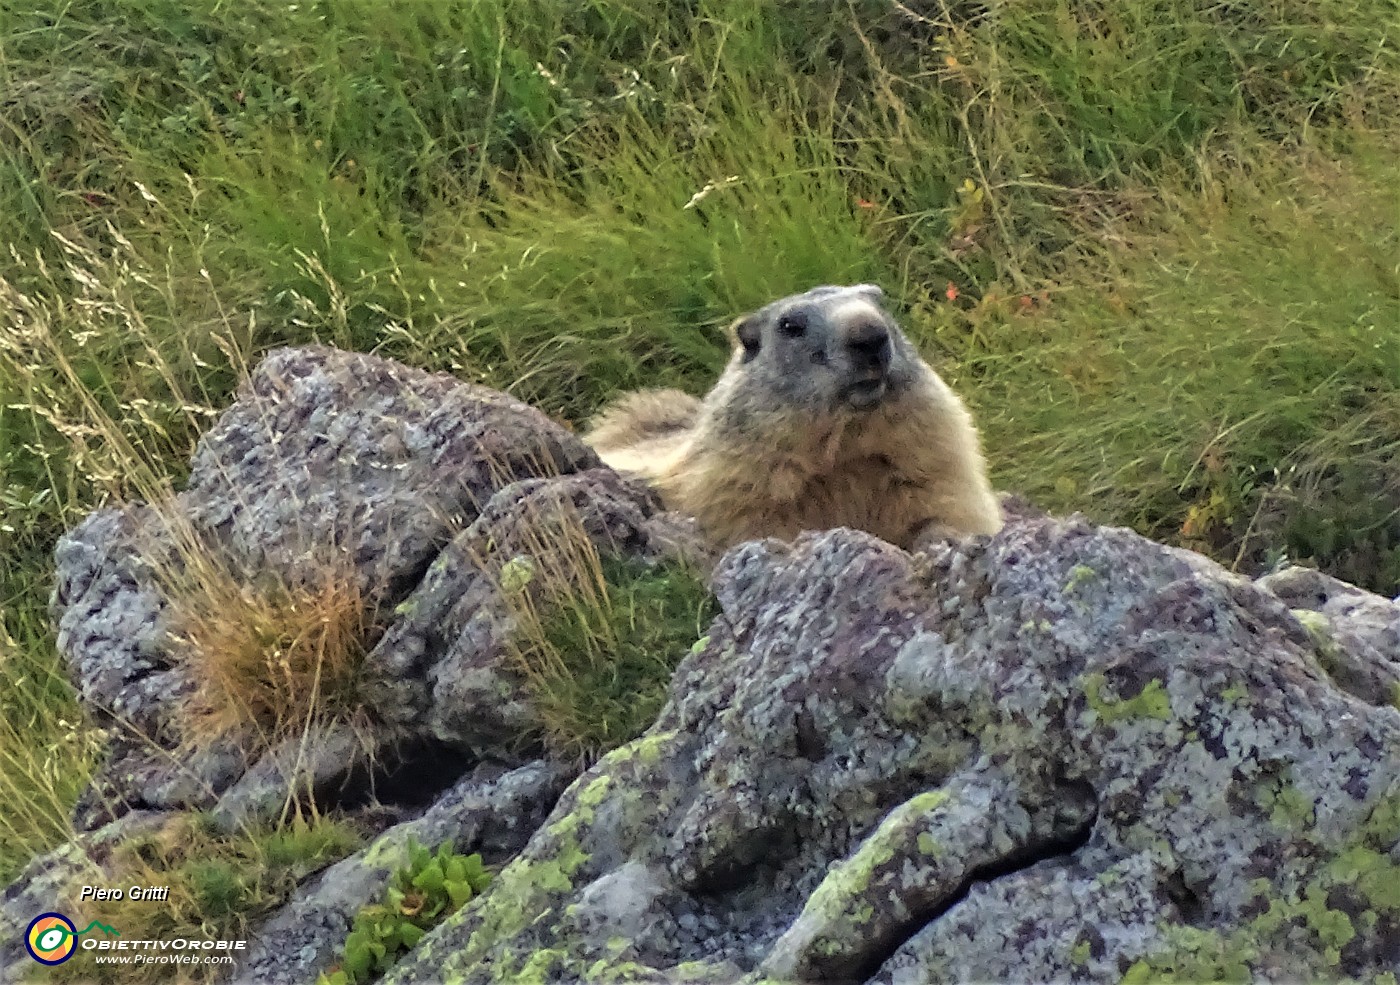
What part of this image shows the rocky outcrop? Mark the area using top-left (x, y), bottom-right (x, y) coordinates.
top-left (53, 345), bottom-right (601, 743)
top-left (16, 344), bottom-right (1400, 984)
top-left (47, 346), bottom-right (698, 832)
top-left (378, 521), bottom-right (1400, 984)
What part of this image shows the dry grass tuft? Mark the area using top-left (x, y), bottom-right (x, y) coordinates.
top-left (165, 558), bottom-right (374, 752)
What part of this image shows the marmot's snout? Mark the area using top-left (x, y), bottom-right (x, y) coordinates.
top-left (838, 316), bottom-right (893, 409)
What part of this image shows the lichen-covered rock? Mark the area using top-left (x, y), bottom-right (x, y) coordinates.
top-left (28, 343), bottom-right (1400, 985)
top-left (44, 346), bottom-right (651, 829)
top-left (1258, 564), bottom-right (1400, 707)
top-left (51, 345), bottom-right (600, 746)
top-left (365, 466), bottom-right (709, 749)
top-left (179, 345), bottom-right (601, 601)
top-left (50, 504), bottom-right (190, 741)
top-left (383, 518), bottom-right (1400, 985)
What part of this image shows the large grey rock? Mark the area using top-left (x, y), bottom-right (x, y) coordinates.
top-left (381, 518), bottom-right (1400, 984)
top-left (46, 346), bottom-right (628, 829)
top-left (179, 345), bottom-right (601, 602)
top-left (52, 345), bottom-right (601, 746)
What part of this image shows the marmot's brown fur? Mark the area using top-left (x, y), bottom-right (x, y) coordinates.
top-left (585, 284), bottom-right (1002, 550)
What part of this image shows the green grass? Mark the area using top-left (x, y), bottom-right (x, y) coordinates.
top-left (962, 140), bottom-right (1400, 585)
top-left (1, 0), bottom-right (1397, 883)
top-left (495, 509), bottom-right (719, 766)
top-left (521, 553), bottom-right (718, 765)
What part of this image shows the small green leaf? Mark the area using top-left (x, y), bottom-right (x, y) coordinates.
top-left (374, 951), bottom-right (395, 972)
top-left (342, 942), bottom-right (372, 979)
top-left (461, 853), bottom-right (491, 891)
top-left (398, 923), bottom-right (426, 949)
top-left (445, 878), bottom-right (473, 908)
top-left (412, 861), bottom-right (446, 894)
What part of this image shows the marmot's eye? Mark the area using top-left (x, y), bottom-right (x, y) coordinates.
top-left (777, 312), bottom-right (807, 338)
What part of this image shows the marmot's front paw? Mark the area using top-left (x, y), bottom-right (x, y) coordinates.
top-left (908, 520), bottom-right (964, 553)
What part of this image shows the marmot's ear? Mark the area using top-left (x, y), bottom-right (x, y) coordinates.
top-left (851, 283), bottom-right (885, 301)
top-left (729, 314), bottom-right (762, 363)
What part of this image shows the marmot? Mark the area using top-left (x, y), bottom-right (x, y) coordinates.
top-left (585, 284), bottom-right (1002, 550)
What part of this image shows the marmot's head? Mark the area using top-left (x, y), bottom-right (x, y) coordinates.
top-left (726, 284), bottom-right (919, 414)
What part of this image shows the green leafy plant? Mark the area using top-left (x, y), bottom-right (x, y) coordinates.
top-left (319, 839), bottom-right (493, 985)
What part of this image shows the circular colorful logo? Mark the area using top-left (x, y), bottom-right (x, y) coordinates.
top-left (26, 912), bottom-right (78, 965)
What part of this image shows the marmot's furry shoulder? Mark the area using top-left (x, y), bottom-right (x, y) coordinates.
top-left (585, 284), bottom-right (1002, 550)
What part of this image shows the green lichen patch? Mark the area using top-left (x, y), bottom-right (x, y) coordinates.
top-left (516, 948), bottom-right (565, 984)
top-left (670, 961), bottom-right (733, 982)
top-left (1128, 792), bottom-right (1400, 981)
top-left (1362, 790), bottom-right (1400, 844)
top-left (457, 847), bottom-right (585, 967)
top-left (1064, 564), bottom-right (1099, 594)
top-left (771, 788), bottom-right (954, 973)
top-left (448, 773), bottom-right (619, 969)
top-left (1330, 845), bottom-right (1400, 911)
top-left (1254, 771), bottom-right (1317, 829)
top-left (1120, 925), bottom-right (1255, 984)
top-left (1083, 673), bottom-right (1173, 723)
top-left (602, 729), bottom-right (680, 768)
top-left (546, 774), bottom-right (613, 841)
top-left (488, 948), bottom-right (665, 985)
top-left (1291, 608), bottom-right (1348, 679)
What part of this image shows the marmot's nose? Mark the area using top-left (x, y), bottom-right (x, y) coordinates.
top-left (844, 320), bottom-right (891, 375)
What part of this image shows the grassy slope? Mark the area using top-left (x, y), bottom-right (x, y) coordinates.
top-left (1, 0), bottom-right (1397, 880)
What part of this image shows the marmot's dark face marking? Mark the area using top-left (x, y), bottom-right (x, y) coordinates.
top-left (731, 284), bottom-right (916, 413)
